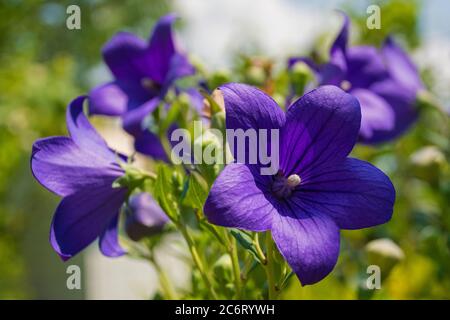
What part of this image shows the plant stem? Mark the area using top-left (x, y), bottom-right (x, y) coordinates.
top-left (153, 259), bottom-right (177, 300)
top-left (265, 231), bottom-right (276, 300)
top-left (254, 233), bottom-right (266, 263)
top-left (178, 222), bottom-right (219, 299)
top-left (229, 236), bottom-right (242, 298)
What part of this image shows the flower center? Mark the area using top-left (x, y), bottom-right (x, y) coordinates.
top-left (141, 78), bottom-right (160, 91)
top-left (271, 171), bottom-right (301, 198)
top-left (340, 80), bottom-right (352, 91)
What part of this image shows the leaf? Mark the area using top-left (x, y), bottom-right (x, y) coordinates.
top-left (182, 172), bottom-right (208, 209)
top-left (153, 164), bottom-right (180, 220)
top-left (230, 229), bottom-right (262, 263)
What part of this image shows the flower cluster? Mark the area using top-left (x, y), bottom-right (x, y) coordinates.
top-left (31, 12), bottom-right (424, 299)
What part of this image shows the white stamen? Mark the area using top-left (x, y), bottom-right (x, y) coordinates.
top-left (340, 80), bottom-right (352, 91)
top-left (286, 174), bottom-right (301, 188)
top-left (141, 78), bottom-right (156, 90)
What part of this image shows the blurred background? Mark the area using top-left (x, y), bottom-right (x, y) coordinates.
top-left (0, 0), bottom-right (448, 299)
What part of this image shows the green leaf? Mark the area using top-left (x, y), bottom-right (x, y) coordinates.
top-left (153, 164), bottom-right (181, 221)
top-left (182, 173), bottom-right (208, 209)
top-left (230, 229), bottom-right (262, 263)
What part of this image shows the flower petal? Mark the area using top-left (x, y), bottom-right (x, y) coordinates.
top-left (346, 46), bottom-right (388, 88)
top-left (133, 129), bottom-right (168, 161)
top-left (221, 83), bottom-right (285, 167)
top-left (382, 36), bottom-right (423, 94)
top-left (66, 96), bottom-right (118, 162)
top-left (122, 97), bottom-right (161, 136)
top-left (272, 204), bottom-right (340, 285)
top-left (330, 12), bottom-right (349, 72)
top-left (369, 78), bottom-right (418, 142)
top-left (145, 14), bottom-right (178, 84)
top-left (31, 137), bottom-right (123, 197)
top-left (89, 82), bottom-right (128, 116)
top-left (102, 31), bottom-right (148, 83)
top-left (163, 52), bottom-right (195, 90)
top-left (99, 215), bottom-right (126, 258)
top-left (281, 85), bottom-right (361, 177)
top-left (204, 163), bottom-right (275, 231)
top-left (126, 192), bottom-right (169, 241)
top-left (350, 88), bottom-right (395, 142)
top-left (50, 185), bottom-right (127, 260)
top-left (221, 83), bottom-right (285, 131)
top-left (295, 158), bottom-right (395, 229)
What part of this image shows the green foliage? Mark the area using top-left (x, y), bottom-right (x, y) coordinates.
top-left (1, 0), bottom-right (449, 300)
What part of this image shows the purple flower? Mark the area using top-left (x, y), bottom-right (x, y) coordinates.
top-left (290, 14), bottom-right (423, 143)
top-left (89, 13), bottom-right (195, 160)
top-left (203, 84), bottom-right (395, 285)
top-left (31, 96), bottom-right (127, 261)
top-left (125, 192), bottom-right (169, 241)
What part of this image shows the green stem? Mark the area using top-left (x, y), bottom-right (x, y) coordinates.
top-left (254, 233), bottom-right (267, 263)
top-left (153, 259), bottom-right (177, 300)
top-left (178, 223), bottom-right (219, 299)
top-left (265, 231), bottom-right (276, 300)
top-left (229, 236), bottom-right (242, 298)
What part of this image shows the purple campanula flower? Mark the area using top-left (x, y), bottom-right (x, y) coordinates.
top-left (289, 14), bottom-right (424, 144)
top-left (89, 13), bottom-right (195, 160)
top-left (31, 96), bottom-right (128, 260)
top-left (125, 192), bottom-right (169, 241)
top-left (203, 83), bottom-right (396, 285)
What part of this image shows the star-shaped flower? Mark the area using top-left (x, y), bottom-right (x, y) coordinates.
top-left (31, 97), bottom-right (128, 260)
top-left (204, 83), bottom-right (396, 285)
top-left (290, 14), bottom-right (423, 143)
top-left (89, 13), bottom-right (195, 160)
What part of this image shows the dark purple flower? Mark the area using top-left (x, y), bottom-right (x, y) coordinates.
top-left (290, 14), bottom-right (423, 143)
top-left (125, 192), bottom-right (169, 241)
top-left (203, 83), bottom-right (395, 285)
top-left (89, 13), bottom-right (195, 160)
top-left (31, 96), bottom-right (128, 261)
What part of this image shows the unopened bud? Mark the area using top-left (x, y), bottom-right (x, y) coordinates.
top-left (125, 192), bottom-right (169, 241)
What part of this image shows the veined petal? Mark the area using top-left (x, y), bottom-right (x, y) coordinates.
top-left (221, 83), bottom-right (285, 131)
top-left (50, 185), bottom-right (127, 260)
top-left (89, 82), bottom-right (128, 116)
top-left (281, 85), bottom-right (361, 177)
top-left (204, 163), bottom-right (275, 231)
top-left (221, 83), bottom-right (285, 166)
top-left (296, 158), bottom-right (395, 229)
top-left (66, 96), bottom-right (117, 162)
top-left (350, 88), bottom-right (395, 142)
top-left (31, 137), bottom-right (123, 197)
top-left (99, 215), bottom-right (126, 257)
top-left (272, 205), bottom-right (340, 285)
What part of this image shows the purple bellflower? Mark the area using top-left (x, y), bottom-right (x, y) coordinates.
top-left (125, 192), bottom-right (169, 241)
top-left (31, 96), bottom-right (128, 260)
top-left (89, 13), bottom-right (195, 160)
top-left (290, 14), bottom-right (423, 144)
top-left (204, 84), bottom-right (396, 285)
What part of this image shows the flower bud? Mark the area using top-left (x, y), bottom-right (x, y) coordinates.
top-left (213, 254), bottom-right (233, 285)
top-left (125, 192), bottom-right (169, 241)
top-left (289, 61), bottom-right (313, 96)
top-left (365, 238), bottom-right (404, 277)
top-left (410, 145), bottom-right (445, 183)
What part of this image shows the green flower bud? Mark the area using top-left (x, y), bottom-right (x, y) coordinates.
top-left (365, 238), bottom-right (404, 278)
